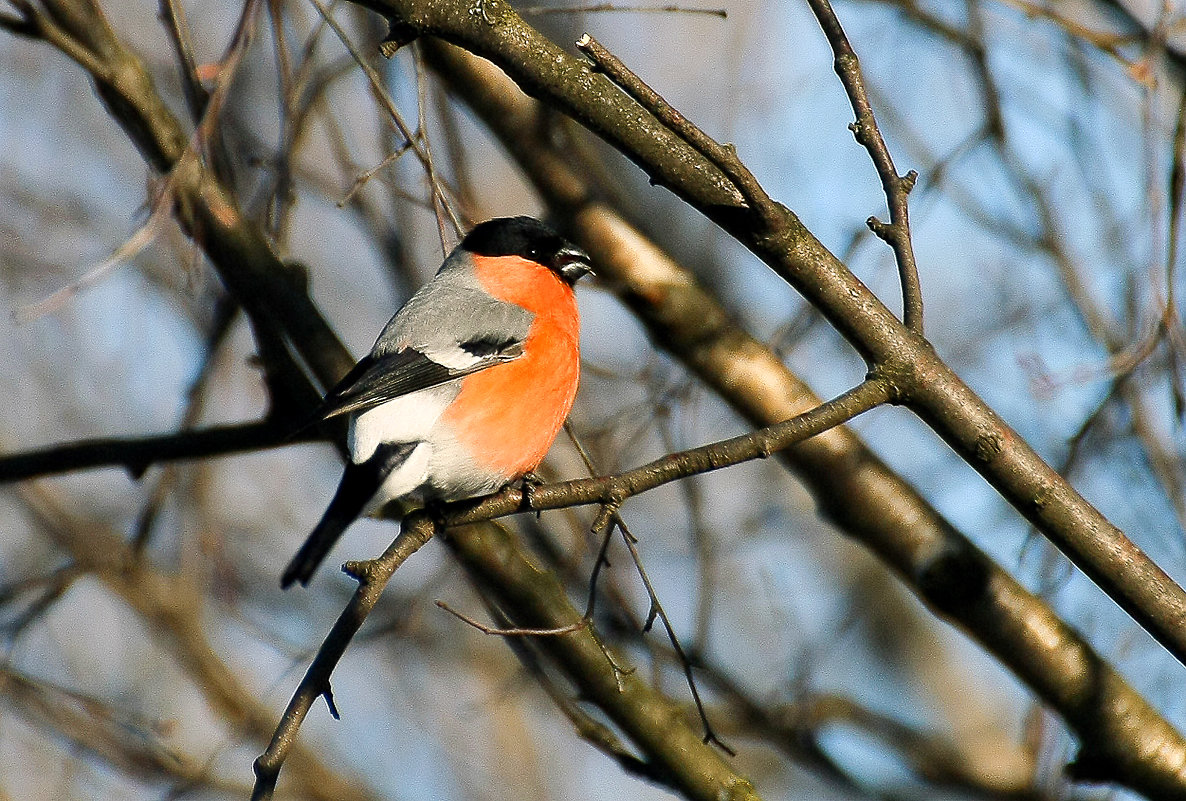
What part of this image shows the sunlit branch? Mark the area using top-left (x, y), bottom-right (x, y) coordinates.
top-left (803, 0), bottom-right (924, 333)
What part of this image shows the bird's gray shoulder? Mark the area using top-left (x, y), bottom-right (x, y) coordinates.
top-left (372, 252), bottom-right (533, 357)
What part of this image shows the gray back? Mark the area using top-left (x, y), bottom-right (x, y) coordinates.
top-left (372, 248), bottom-right (534, 357)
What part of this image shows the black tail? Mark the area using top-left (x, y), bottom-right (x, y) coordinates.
top-left (282, 443), bottom-right (416, 588)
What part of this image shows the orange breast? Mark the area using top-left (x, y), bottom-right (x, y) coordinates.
top-left (442, 255), bottom-right (581, 476)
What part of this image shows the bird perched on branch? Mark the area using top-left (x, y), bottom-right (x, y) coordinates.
top-left (282, 216), bottom-right (593, 588)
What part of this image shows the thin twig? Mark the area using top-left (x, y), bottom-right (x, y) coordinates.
top-left (1166, 85), bottom-right (1186, 308)
top-left (994, 0), bottom-right (1138, 69)
top-left (159, 0), bottom-right (210, 122)
top-left (803, 0), bottom-right (924, 333)
top-left (415, 73), bottom-right (452, 252)
top-left (575, 33), bottom-right (777, 224)
top-left (14, 186), bottom-right (174, 323)
top-left (12, 0), bottom-right (261, 322)
top-left (0, 565), bottom-right (82, 641)
top-left (308, 0), bottom-right (464, 230)
top-left (266, 0), bottom-right (337, 240)
top-left (435, 599), bottom-right (589, 636)
top-left (0, 666), bottom-right (251, 795)
top-left (520, 4), bottom-right (726, 17)
top-left (432, 79), bottom-right (478, 219)
top-left (471, 598), bottom-right (663, 784)
top-left (414, 45), bottom-right (465, 246)
top-left (581, 499), bottom-right (620, 621)
top-left (131, 295), bottom-right (239, 552)
top-left (561, 423), bottom-right (732, 753)
top-left (251, 514), bottom-right (437, 800)
top-left (184, 0), bottom-right (263, 186)
top-left (1162, 84), bottom-right (1186, 420)
top-left (338, 142), bottom-right (415, 207)
top-left (614, 514), bottom-right (735, 754)
top-left (653, 413), bottom-right (716, 648)
top-left (455, 378), bottom-right (890, 522)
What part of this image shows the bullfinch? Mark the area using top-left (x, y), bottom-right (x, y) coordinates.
top-left (282, 216), bottom-right (593, 588)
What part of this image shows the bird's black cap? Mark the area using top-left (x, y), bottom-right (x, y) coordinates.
top-left (462, 216), bottom-right (593, 284)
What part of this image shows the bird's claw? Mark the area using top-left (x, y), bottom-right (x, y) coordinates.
top-left (520, 471), bottom-right (545, 515)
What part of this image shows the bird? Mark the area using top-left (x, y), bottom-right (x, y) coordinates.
top-left (281, 216), bottom-right (593, 588)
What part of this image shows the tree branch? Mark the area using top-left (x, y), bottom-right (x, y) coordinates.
top-left (803, 0), bottom-right (924, 333)
top-left (252, 515), bottom-right (437, 801)
top-left (256, 383), bottom-right (885, 795)
top-left (443, 519), bottom-right (761, 801)
top-left (575, 33), bottom-right (777, 226)
top-left (16, 0), bottom-right (353, 403)
top-left (19, 483), bottom-right (376, 801)
top-left (0, 420), bottom-right (319, 483)
top-left (344, 0), bottom-right (1186, 686)
top-left (421, 42), bottom-right (1186, 796)
top-left (450, 379), bottom-right (889, 520)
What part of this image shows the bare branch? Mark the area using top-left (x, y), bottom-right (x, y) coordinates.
top-left (251, 515), bottom-right (437, 801)
top-left (435, 598), bottom-right (589, 636)
top-left (0, 420), bottom-right (318, 483)
top-left (159, 0), bottom-right (210, 123)
top-left (419, 37), bottom-right (1186, 799)
top-left (17, 0), bottom-right (352, 399)
top-left (19, 484), bottom-right (375, 801)
top-left (562, 424), bottom-right (730, 752)
top-left (455, 379), bottom-right (889, 520)
top-left (308, 0), bottom-right (465, 234)
top-left (344, 0), bottom-right (1186, 685)
top-left (576, 33), bottom-right (775, 224)
top-left (803, 0), bottom-right (924, 333)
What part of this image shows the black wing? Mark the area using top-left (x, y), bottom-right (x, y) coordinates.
top-left (318, 339), bottom-right (524, 420)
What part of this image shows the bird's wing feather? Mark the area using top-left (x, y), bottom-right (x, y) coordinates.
top-left (318, 255), bottom-right (535, 420)
top-left (318, 337), bottom-right (525, 420)
top-left (378, 262), bottom-right (535, 357)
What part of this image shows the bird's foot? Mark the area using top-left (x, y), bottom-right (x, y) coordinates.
top-left (519, 471), bottom-right (545, 515)
top-left (422, 498), bottom-right (451, 530)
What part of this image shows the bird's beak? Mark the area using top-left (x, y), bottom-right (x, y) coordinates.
top-left (556, 246), bottom-right (594, 284)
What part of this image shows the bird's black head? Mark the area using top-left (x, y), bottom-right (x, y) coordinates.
top-left (462, 216), bottom-right (593, 285)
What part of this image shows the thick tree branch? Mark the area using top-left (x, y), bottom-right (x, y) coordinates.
top-left (12, 0), bottom-right (353, 404)
top-left (423, 39), bottom-right (1186, 800)
top-left (343, 0), bottom-right (1186, 684)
